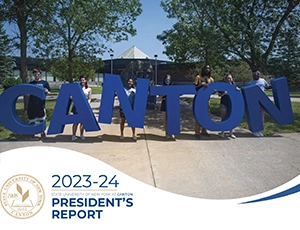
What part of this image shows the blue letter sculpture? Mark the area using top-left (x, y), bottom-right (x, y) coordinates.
top-left (150, 85), bottom-right (195, 134)
top-left (0, 76), bottom-right (294, 136)
top-left (242, 77), bottom-right (294, 132)
top-left (98, 74), bottom-right (149, 128)
top-left (47, 83), bottom-right (100, 134)
top-left (0, 84), bottom-right (46, 134)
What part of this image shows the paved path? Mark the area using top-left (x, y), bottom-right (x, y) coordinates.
top-left (1, 95), bottom-right (300, 199)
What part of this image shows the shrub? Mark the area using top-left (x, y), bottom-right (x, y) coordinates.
top-left (3, 77), bottom-right (22, 90)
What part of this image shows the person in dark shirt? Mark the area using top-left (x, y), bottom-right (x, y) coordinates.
top-left (27, 68), bottom-right (51, 138)
top-left (160, 74), bottom-right (175, 139)
top-left (194, 64), bottom-right (214, 139)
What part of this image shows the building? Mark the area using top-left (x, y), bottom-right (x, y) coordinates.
top-left (12, 56), bottom-right (54, 82)
top-left (97, 46), bottom-right (195, 85)
top-left (12, 46), bottom-right (196, 85)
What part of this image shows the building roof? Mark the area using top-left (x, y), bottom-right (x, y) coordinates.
top-left (117, 46), bottom-right (150, 59)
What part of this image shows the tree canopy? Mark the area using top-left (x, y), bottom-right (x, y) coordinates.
top-left (0, 0), bottom-right (48, 84)
top-left (0, 22), bottom-right (14, 84)
top-left (48, 55), bottom-right (102, 82)
top-left (158, 0), bottom-right (300, 83)
top-left (32, 0), bottom-right (142, 82)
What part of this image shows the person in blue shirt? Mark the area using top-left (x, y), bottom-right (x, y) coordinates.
top-left (119, 78), bottom-right (137, 140)
top-left (248, 69), bottom-right (272, 137)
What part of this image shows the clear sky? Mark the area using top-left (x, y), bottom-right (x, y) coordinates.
top-left (103, 0), bottom-right (176, 61)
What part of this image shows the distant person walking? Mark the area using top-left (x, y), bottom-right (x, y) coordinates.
top-left (248, 69), bottom-right (272, 137)
top-left (218, 74), bottom-right (240, 139)
top-left (71, 75), bottom-right (92, 141)
top-left (27, 68), bottom-right (51, 138)
top-left (194, 64), bottom-right (214, 139)
top-left (119, 78), bottom-right (137, 140)
top-left (160, 74), bottom-right (175, 139)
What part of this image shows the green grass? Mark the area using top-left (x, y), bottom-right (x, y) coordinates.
top-left (90, 86), bottom-right (102, 94)
top-left (0, 86), bottom-right (102, 95)
top-left (181, 97), bottom-right (300, 136)
top-left (264, 90), bottom-right (300, 97)
top-left (0, 100), bottom-right (56, 140)
top-left (46, 86), bottom-right (102, 95)
top-left (49, 88), bottom-right (60, 95)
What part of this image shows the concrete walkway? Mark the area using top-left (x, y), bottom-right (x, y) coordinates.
top-left (1, 95), bottom-right (300, 199)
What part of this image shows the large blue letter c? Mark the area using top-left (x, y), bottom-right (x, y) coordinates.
top-left (0, 84), bottom-right (46, 134)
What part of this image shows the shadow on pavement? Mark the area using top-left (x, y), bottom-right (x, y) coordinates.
top-left (101, 134), bottom-right (137, 143)
top-left (138, 133), bottom-right (176, 141)
top-left (41, 135), bottom-right (103, 143)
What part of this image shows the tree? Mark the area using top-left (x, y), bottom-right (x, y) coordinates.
top-left (0, 0), bottom-right (49, 84)
top-left (268, 16), bottom-right (300, 86)
top-left (49, 55), bottom-right (103, 82)
top-left (0, 0), bottom-right (51, 111)
top-left (159, 0), bottom-right (300, 74)
top-left (228, 60), bottom-right (252, 85)
top-left (32, 0), bottom-right (142, 83)
top-left (120, 60), bottom-right (154, 84)
top-left (0, 22), bottom-right (14, 84)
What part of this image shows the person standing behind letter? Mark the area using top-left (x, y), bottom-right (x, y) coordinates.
top-left (194, 64), bottom-right (214, 139)
top-left (218, 74), bottom-right (240, 139)
top-left (160, 74), bottom-right (175, 139)
top-left (27, 68), bottom-right (51, 139)
top-left (248, 69), bottom-right (271, 137)
top-left (71, 75), bottom-right (92, 141)
top-left (119, 78), bottom-right (137, 140)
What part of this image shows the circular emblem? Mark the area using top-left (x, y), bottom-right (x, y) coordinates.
top-left (0, 174), bottom-right (45, 219)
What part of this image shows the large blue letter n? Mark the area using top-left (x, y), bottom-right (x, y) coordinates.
top-left (241, 77), bottom-right (294, 132)
top-left (98, 74), bottom-right (149, 128)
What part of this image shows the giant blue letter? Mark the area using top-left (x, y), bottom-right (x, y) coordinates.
top-left (241, 77), bottom-right (294, 132)
top-left (0, 84), bottom-right (45, 134)
top-left (193, 83), bottom-right (245, 131)
top-left (98, 74), bottom-right (149, 128)
top-left (47, 83), bottom-right (100, 134)
top-left (150, 85), bottom-right (195, 134)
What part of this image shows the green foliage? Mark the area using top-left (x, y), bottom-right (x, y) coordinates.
top-left (3, 77), bottom-right (22, 90)
top-left (0, 23), bottom-right (14, 84)
top-left (227, 60), bottom-right (252, 85)
top-left (31, 0), bottom-right (142, 82)
top-left (49, 55), bottom-right (103, 82)
top-left (0, 0), bottom-right (52, 84)
top-left (120, 59), bottom-right (155, 84)
top-left (159, 0), bottom-right (300, 78)
top-left (267, 24), bottom-right (300, 87)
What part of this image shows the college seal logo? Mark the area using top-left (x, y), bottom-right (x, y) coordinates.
top-left (0, 174), bottom-right (45, 219)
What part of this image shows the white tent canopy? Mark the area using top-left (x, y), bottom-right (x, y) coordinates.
top-left (117, 46), bottom-right (150, 59)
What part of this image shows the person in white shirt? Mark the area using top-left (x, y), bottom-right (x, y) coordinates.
top-left (119, 78), bottom-right (137, 140)
top-left (71, 75), bottom-right (92, 141)
top-left (248, 69), bottom-right (272, 137)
